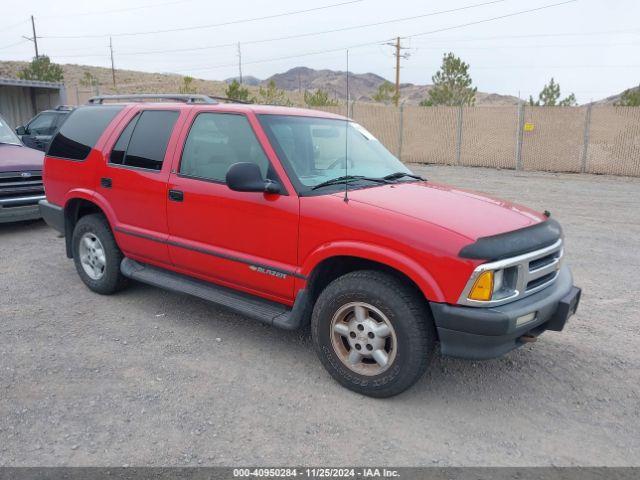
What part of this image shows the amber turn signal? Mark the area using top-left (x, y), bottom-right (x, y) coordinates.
top-left (468, 270), bottom-right (494, 301)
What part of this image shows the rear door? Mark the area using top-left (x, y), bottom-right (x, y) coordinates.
top-left (165, 109), bottom-right (299, 303)
top-left (98, 107), bottom-right (183, 266)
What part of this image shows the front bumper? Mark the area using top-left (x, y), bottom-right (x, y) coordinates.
top-left (430, 265), bottom-right (580, 359)
top-left (0, 195), bottom-right (46, 224)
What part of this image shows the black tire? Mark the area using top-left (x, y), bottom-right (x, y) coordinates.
top-left (72, 213), bottom-right (128, 295)
top-left (311, 270), bottom-right (436, 398)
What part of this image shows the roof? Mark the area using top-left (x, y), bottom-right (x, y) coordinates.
top-left (0, 77), bottom-right (64, 90)
top-left (84, 94), bottom-right (346, 120)
top-left (89, 101), bottom-right (347, 120)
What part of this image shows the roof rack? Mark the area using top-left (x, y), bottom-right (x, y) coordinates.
top-left (87, 94), bottom-right (218, 105)
top-left (208, 96), bottom-right (252, 105)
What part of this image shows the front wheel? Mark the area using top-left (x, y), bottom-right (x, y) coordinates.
top-left (311, 270), bottom-right (436, 398)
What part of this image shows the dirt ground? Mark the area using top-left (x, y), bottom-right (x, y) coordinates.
top-left (1, 165), bottom-right (639, 467)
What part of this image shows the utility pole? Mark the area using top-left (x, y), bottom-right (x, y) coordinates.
top-left (22, 15), bottom-right (39, 58)
top-left (385, 37), bottom-right (410, 106)
top-left (109, 36), bottom-right (116, 89)
top-left (31, 16), bottom-right (38, 58)
top-left (237, 42), bottom-right (243, 84)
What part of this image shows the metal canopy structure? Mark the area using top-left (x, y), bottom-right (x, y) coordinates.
top-left (0, 77), bottom-right (67, 128)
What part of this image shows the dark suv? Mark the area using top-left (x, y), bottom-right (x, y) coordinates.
top-left (16, 106), bottom-right (74, 151)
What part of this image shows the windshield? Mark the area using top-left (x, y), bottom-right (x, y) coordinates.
top-left (258, 115), bottom-right (412, 193)
top-left (0, 116), bottom-right (21, 146)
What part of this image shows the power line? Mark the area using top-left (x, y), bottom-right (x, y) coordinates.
top-left (13, 26), bottom-right (638, 58)
top-left (47, 0), bottom-right (514, 58)
top-left (401, 64), bottom-right (640, 70)
top-left (172, 0), bottom-right (579, 73)
top-left (408, 28), bottom-right (640, 44)
top-left (400, 0), bottom-right (579, 41)
top-left (0, 18), bottom-right (29, 32)
top-left (413, 41), bottom-right (640, 51)
top-left (39, 0), bottom-right (196, 19)
top-left (0, 39), bottom-right (28, 51)
top-left (39, 0), bottom-right (364, 39)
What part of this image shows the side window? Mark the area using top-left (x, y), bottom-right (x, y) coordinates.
top-left (119, 110), bottom-right (179, 171)
top-left (179, 113), bottom-right (270, 182)
top-left (27, 113), bottom-right (57, 135)
top-left (109, 113), bottom-right (140, 165)
top-left (47, 106), bottom-right (123, 161)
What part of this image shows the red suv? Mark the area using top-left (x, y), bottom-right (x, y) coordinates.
top-left (39, 94), bottom-right (581, 397)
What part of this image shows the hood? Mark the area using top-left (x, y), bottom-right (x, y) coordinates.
top-left (341, 181), bottom-right (546, 241)
top-left (0, 143), bottom-right (45, 172)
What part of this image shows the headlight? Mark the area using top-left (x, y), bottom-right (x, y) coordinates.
top-left (467, 266), bottom-right (518, 302)
top-left (468, 270), bottom-right (494, 301)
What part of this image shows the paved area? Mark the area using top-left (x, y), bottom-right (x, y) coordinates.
top-left (1, 165), bottom-right (639, 466)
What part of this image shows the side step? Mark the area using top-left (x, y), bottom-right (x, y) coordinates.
top-left (120, 258), bottom-right (307, 330)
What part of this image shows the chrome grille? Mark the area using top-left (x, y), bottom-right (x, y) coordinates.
top-left (0, 171), bottom-right (45, 207)
top-left (458, 239), bottom-right (564, 307)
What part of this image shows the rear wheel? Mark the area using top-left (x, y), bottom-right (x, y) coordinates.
top-left (311, 270), bottom-right (436, 398)
top-left (72, 214), bottom-right (128, 294)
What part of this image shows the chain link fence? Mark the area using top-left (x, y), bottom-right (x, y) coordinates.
top-left (315, 104), bottom-right (640, 177)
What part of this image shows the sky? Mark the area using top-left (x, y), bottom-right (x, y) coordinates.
top-left (1, 0), bottom-right (639, 103)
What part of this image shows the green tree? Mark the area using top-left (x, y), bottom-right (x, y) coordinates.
top-left (257, 80), bottom-right (291, 106)
top-left (529, 78), bottom-right (577, 106)
top-left (303, 89), bottom-right (338, 107)
top-left (420, 52), bottom-right (477, 107)
top-left (79, 70), bottom-right (98, 89)
top-left (18, 55), bottom-right (64, 82)
top-left (615, 85), bottom-right (640, 106)
top-left (179, 76), bottom-right (196, 94)
top-left (372, 81), bottom-right (398, 104)
top-left (225, 79), bottom-right (253, 102)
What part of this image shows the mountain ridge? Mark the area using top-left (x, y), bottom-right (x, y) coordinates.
top-left (1, 61), bottom-right (626, 106)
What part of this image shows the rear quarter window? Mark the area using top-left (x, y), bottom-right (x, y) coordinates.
top-left (47, 106), bottom-right (123, 160)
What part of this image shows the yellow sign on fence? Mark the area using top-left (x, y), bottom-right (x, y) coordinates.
top-left (524, 122), bottom-right (535, 132)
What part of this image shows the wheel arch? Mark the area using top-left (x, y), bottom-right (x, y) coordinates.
top-left (302, 243), bottom-right (445, 305)
top-left (63, 192), bottom-right (116, 258)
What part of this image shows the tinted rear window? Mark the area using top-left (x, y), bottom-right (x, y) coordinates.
top-left (47, 106), bottom-right (123, 160)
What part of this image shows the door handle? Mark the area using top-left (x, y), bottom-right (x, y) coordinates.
top-left (100, 177), bottom-right (112, 189)
top-left (168, 189), bottom-right (184, 202)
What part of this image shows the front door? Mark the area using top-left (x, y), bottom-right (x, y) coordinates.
top-left (97, 108), bottom-right (182, 266)
top-left (21, 111), bottom-right (61, 151)
top-left (166, 111), bottom-right (299, 304)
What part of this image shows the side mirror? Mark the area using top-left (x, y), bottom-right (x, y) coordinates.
top-left (226, 162), bottom-right (281, 194)
top-left (16, 126), bottom-right (26, 136)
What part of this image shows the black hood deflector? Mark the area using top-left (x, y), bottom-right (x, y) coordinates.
top-left (459, 218), bottom-right (562, 261)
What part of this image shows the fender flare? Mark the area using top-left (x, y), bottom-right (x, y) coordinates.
top-left (300, 241), bottom-right (445, 302)
top-left (62, 190), bottom-right (119, 257)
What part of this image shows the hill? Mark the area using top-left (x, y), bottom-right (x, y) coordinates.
top-left (593, 85), bottom-right (640, 105)
top-left (224, 75), bottom-right (261, 86)
top-left (0, 60), bottom-right (520, 106)
top-left (264, 66), bottom-right (521, 105)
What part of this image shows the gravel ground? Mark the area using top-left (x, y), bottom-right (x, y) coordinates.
top-left (1, 165), bottom-right (639, 467)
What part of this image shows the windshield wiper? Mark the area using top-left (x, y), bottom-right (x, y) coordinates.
top-left (311, 175), bottom-right (390, 190)
top-left (382, 172), bottom-right (425, 181)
